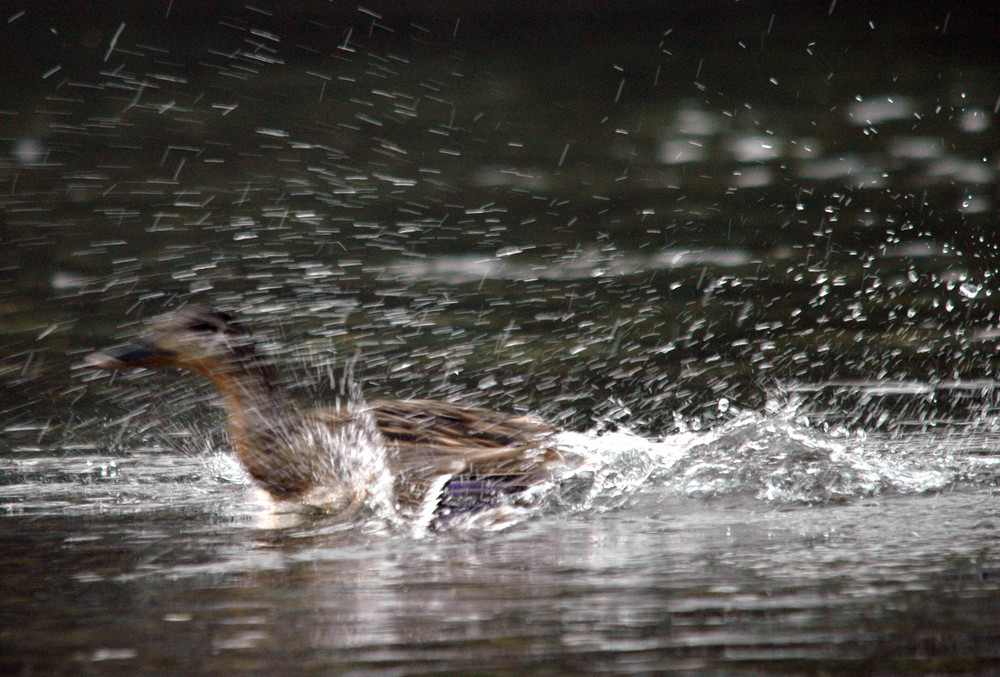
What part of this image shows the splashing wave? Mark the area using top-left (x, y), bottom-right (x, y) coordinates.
top-left (544, 401), bottom-right (952, 516)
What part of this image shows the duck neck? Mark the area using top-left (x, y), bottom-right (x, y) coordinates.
top-left (201, 361), bottom-right (309, 497)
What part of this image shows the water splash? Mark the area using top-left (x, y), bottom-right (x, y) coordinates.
top-left (529, 398), bottom-right (955, 519)
top-left (293, 408), bottom-right (398, 523)
top-left (0, 388), bottom-right (972, 535)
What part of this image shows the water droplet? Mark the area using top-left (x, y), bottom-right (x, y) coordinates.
top-left (959, 282), bottom-right (981, 299)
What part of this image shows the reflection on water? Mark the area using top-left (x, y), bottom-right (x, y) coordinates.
top-left (7, 392), bottom-right (1000, 673)
top-left (3, 1), bottom-right (1000, 674)
top-left (6, 467), bottom-right (1000, 674)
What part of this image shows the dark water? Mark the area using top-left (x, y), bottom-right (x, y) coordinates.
top-left (4, 2), bottom-right (1000, 674)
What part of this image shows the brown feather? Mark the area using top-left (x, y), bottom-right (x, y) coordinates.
top-left (86, 306), bottom-right (564, 516)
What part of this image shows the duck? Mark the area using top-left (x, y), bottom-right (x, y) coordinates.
top-left (85, 305), bottom-right (564, 520)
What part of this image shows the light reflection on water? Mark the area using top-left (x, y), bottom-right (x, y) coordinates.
top-left (5, 464), bottom-right (1000, 674)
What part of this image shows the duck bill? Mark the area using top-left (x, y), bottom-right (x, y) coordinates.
top-left (84, 341), bottom-right (166, 370)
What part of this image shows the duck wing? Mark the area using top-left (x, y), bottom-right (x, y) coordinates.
top-left (364, 399), bottom-right (564, 515)
top-left (368, 398), bottom-right (550, 446)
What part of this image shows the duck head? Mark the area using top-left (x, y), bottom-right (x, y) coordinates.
top-left (86, 306), bottom-right (262, 379)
